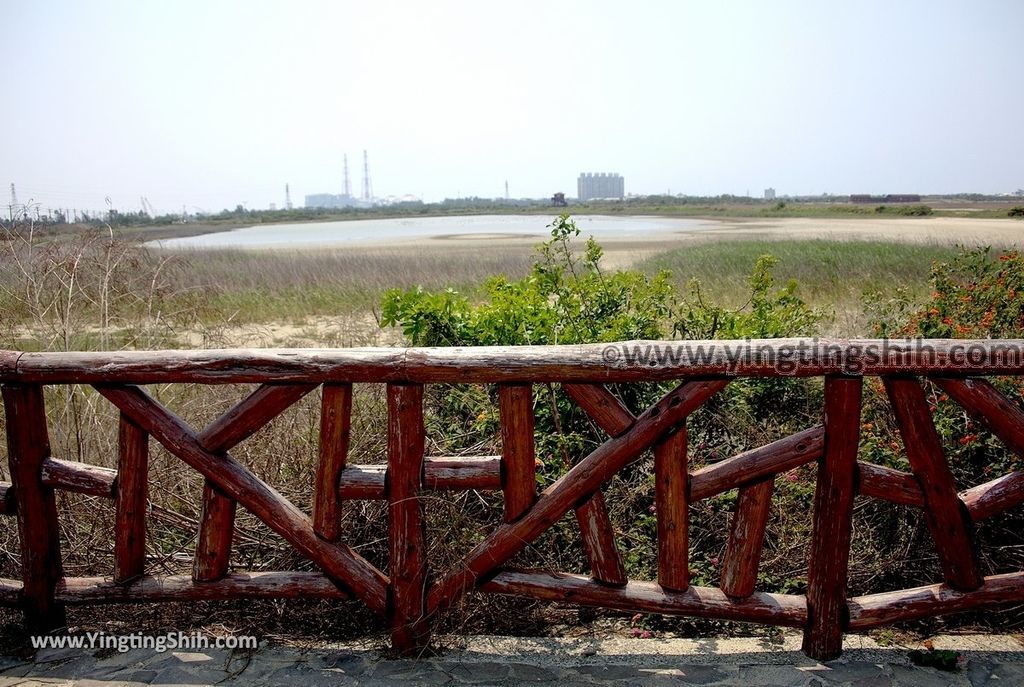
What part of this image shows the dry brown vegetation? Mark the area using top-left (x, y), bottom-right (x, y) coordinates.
top-left (2, 217), bottom-right (1021, 646)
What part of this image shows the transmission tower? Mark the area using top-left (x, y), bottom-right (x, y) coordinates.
top-left (285, 183), bottom-right (293, 210)
top-left (362, 150), bottom-right (372, 202)
top-left (343, 154), bottom-right (351, 198)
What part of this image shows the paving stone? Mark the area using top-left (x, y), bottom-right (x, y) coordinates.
top-left (33, 647), bottom-right (85, 664)
top-left (964, 660), bottom-right (996, 687)
top-left (984, 661), bottom-right (1024, 681)
top-left (808, 662), bottom-right (887, 683)
top-left (143, 665), bottom-right (214, 687)
top-left (6, 635), bottom-right (1024, 687)
top-left (738, 664), bottom-right (821, 686)
top-left (369, 660), bottom-right (453, 685)
top-left (505, 662), bottom-right (561, 683)
top-left (446, 661), bottom-right (511, 683)
top-left (261, 662), bottom-right (354, 687)
top-left (890, 665), bottom-right (968, 687)
top-left (574, 664), bottom-right (660, 680)
top-left (669, 664), bottom-right (736, 685)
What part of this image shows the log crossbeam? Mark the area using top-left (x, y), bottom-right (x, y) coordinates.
top-left (5, 344), bottom-right (1024, 662)
top-left (94, 384), bottom-right (389, 615)
top-left (427, 380), bottom-right (729, 615)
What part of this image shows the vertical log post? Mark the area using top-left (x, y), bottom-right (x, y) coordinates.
top-left (720, 477), bottom-right (774, 599)
top-left (193, 484), bottom-right (236, 581)
top-left (314, 383), bottom-right (352, 541)
top-left (654, 425), bottom-right (689, 591)
top-left (803, 376), bottom-right (862, 661)
top-left (1, 384), bottom-right (67, 632)
top-left (114, 413), bottom-right (149, 582)
top-left (884, 376), bottom-right (983, 590)
top-left (499, 384), bottom-right (536, 522)
top-left (387, 383), bottom-right (429, 654)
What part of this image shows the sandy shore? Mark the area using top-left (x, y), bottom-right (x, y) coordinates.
top-left (358, 215), bottom-right (1023, 270)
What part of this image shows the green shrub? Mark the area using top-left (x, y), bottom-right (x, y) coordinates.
top-left (863, 247), bottom-right (1024, 591)
top-left (381, 214), bottom-right (826, 585)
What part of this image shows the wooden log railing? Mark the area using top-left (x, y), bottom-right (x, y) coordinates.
top-left (2, 340), bottom-right (1024, 660)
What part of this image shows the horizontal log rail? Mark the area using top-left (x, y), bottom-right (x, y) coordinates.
top-left (3, 339), bottom-right (1024, 383)
top-left (2, 341), bottom-right (1024, 660)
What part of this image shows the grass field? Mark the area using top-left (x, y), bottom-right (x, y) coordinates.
top-left (1, 221), bottom-right (1022, 645)
top-left (161, 237), bottom-right (963, 338)
top-left (639, 239), bottom-right (961, 335)
top-left (0, 233), bottom-right (972, 347)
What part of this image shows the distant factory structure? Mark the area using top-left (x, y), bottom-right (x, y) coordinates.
top-left (764, 187), bottom-right (776, 201)
top-left (577, 172), bottom-right (624, 201)
top-left (304, 151), bottom-right (373, 209)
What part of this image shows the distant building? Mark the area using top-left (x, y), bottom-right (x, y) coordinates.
top-left (551, 192), bottom-right (567, 207)
top-left (304, 193), bottom-right (358, 209)
top-left (764, 188), bottom-right (776, 201)
top-left (850, 194), bottom-right (922, 204)
top-left (577, 173), bottom-right (624, 201)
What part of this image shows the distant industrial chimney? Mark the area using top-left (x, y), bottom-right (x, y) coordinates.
top-left (362, 150), bottom-right (372, 202)
top-left (285, 183), bottom-right (293, 210)
top-left (343, 154), bottom-right (351, 198)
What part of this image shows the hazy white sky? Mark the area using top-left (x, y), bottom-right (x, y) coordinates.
top-left (2, 0), bottom-right (1022, 214)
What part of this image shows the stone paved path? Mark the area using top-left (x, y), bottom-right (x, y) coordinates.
top-left (1, 632), bottom-right (1021, 686)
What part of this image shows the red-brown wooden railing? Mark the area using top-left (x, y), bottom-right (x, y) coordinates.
top-left (2, 340), bottom-right (1024, 660)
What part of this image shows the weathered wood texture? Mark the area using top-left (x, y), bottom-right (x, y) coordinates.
top-left (428, 380), bottom-right (728, 615)
top-left (962, 474), bottom-right (1024, 523)
top-left (482, 569), bottom-right (806, 627)
top-left (720, 477), bottom-right (774, 599)
top-left (8, 339), bottom-right (1024, 384)
top-left (57, 572), bottom-right (350, 604)
top-left (934, 377), bottom-right (1024, 520)
top-left (40, 458), bottom-right (116, 497)
top-left (387, 384), bottom-right (429, 654)
top-left (654, 426), bottom-right (689, 592)
top-left (1, 384), bottom-right (67, 631)
top-left (314, 383), bottom-right (352, 541)
top-left (562, 383), bottom-right (634, 436)
top-left (0, 483), bottom-right (14, 516)
top-left (95, 384), bottom-right (389, 614)
top-left (856, 461), bottom-right (924, 508)
top-left (803, 376), bottom-right (862, 661)
top-left (423, 456), bottom-right (502, 491)
top-left (193, 483), bottom-right (236, 582)
top-left (689, 426), bottom-right (824, 501)
top-left (114, 413), bottom-right (149, 582)
top-left (339, 457), bottom-right (502, 499)
top-left (192, 383), bottom-right (316, 583)
top-left (848, 571), bottom-right (1024, 630)
top-left (499, 384), bottom-right (536, 522)
top-left (562, 384), bottom-right (632, 586)
top-left (575, 493), bottom-right (627, 586)
top-left (196, 383), bottom-right (318, 453)
top-left (0, 578), bottom-right (21, 607)
top-left (884, 376), bottom-right (983, 591)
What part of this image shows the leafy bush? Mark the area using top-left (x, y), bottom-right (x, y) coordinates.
top-left (875, 204), bottom-right (933, 216)
top-left (382, 214), bottom-right (825, 588)
top-left (1008, 206), bottom-right (1024, 218)
top-left (862, 247), bottom-right (1024, 593)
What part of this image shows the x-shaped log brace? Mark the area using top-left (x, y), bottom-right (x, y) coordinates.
top-left (427, 379), bottom-right (729, 615)
top-left (95, 384), bottom-right (389, 615)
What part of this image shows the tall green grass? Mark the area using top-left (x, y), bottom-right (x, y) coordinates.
top-left (639, 239), bottom-right (962, 335)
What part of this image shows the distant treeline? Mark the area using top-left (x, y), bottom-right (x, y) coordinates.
top-left (11, 192), bottom-right (1024, 228)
